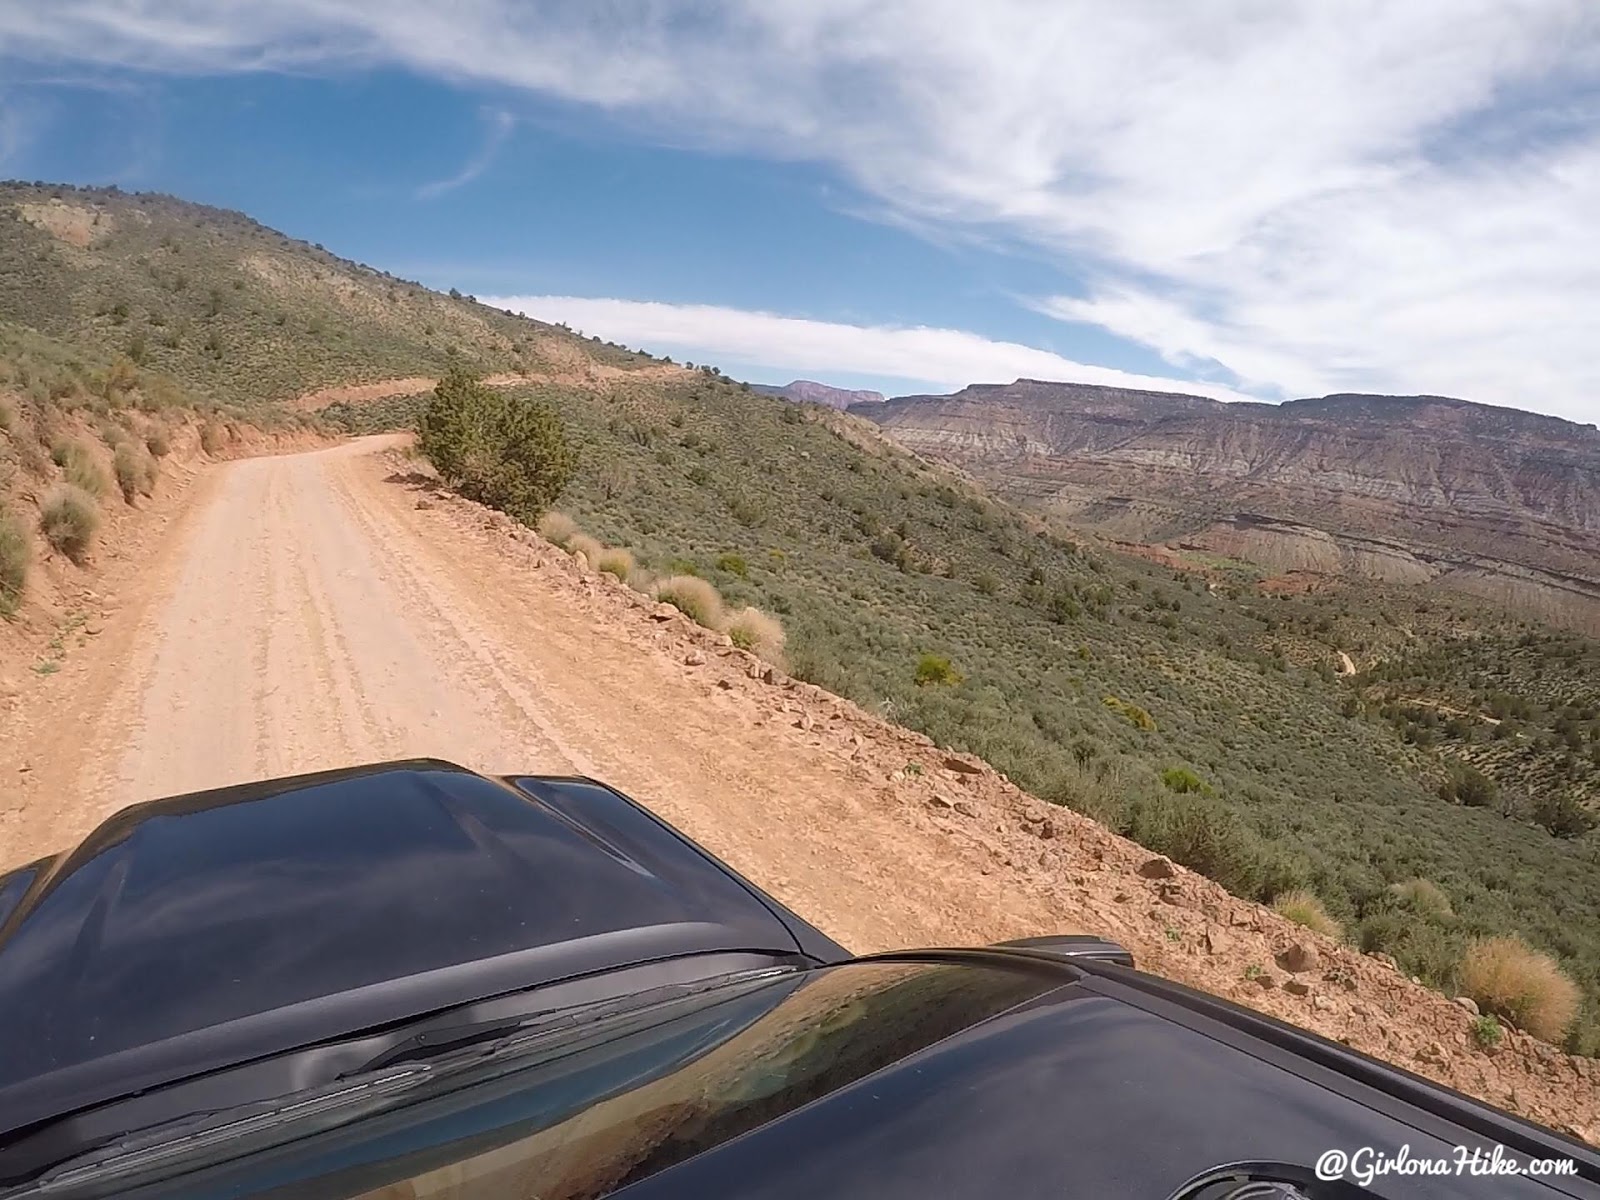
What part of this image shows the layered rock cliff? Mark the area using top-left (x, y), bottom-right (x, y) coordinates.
top-left (859, 381), bottom-right (1600, 631)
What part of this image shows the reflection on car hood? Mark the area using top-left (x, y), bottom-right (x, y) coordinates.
top-left (137, 958), bottom-right (1600, 1200)
top-left (0, 761), bottom-right (803, 1137)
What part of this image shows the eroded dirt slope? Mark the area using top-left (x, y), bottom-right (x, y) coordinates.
top-left (0, 438), bottom-right (1593, 1140)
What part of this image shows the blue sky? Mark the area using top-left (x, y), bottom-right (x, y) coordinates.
top-left (1, 3), bottom-right (1597, 421)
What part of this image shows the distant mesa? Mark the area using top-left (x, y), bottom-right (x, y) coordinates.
top-left (854, 377), bottom-right (1600, 634)
top-left (752, 380), bottom-right (887, 409)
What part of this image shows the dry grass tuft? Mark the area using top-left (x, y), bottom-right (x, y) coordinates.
top-left (595, 546), bottom-right (635, 581)
top-left (653, 575), bottom-right (724, 629)
top-left (567, 533), bottom-right (604, 567)
top-left (113, 442), bottom-right (155, 502)
top-left (1458, 936), bottom-right (1579, 1043)
top-left (1272, 889), bottom-right (1344, 940)
top-left (51, 438), bottom-right (105, 497)
top-left (39, 485), bottom-right (100, 563)
top-left (726, 605), bottom-right (786, 664)
top-left (537, 510), bottom-right (577, 548)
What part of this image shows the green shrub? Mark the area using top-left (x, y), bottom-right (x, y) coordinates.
top-left (39, 485), bottom-right (99, 563)
top-left (1047, 773), bottom-right (1127, 829)
top-left (654, 575), bottom-right (724, 628)
top-left (596, 546), bottom-right (635, 581)
top-left (1121, 789), bottom-right (1290, 900)
top-left (727, 606), bottom-right (786, 664)
top-left (1355, 911), bottom-right (1461, 990)
top-left (51, 439), bottom-right (104, 496)
top-left (416, 367), bottom-right (574, 524)
top-left (914, 653), bottom-right (963, 687)
top-left (1458, 936), bottom-right (1579, 1043)
top-left (1159, 766), bottom-right (1209, 794)
top-left (537, 510), bottom-right (577, 547)
top-left (1525, 791), bottom-right (1596, 839)
top-left (0, 506), bottom-right (27, 616)
top-left (113, 442), bottom-right (154, 502)
top-left (1439, 759), bottom-right (1498, 807)
top-left (715, 552), bottom-right (749, 578)
top-left (1272, 889), bottom-right (1344, 940)
top-left (1387, 878), bottom-right (1453, 920)
top-left (1471, 1013), bottom-right (1503, 1049)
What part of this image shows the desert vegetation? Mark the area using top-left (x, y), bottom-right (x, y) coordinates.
top-left (725, 606), bottom-right (786, 661)
top-left (1458, 936), bottom-right (1581, 1042)
top-left (113, 441), bottom-right (156, 502)
top-left (0, 317), bottom-right (321, 617)
top-left (0, 182), bottom-right (655, 408)
top-left (0, 505), bottom-right (26, 615)
top-left (1272, 890), bottom-right (1345, 940)
top-left (416, 368), bottom-right (574, 525)
top-left (411, 373), bottom-right (1596, 1052)
top-left (654, 575), bottom-right (724, 628)
top-left (39, 485), bottom-right (99, 562)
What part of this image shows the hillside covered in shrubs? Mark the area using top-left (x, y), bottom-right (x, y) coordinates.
top-left (0, 321), bottom-right (322, 625)
top-left (0, 182), bottom-right (654, 407)
top-left (395, 368), bottom-right (1600, 1054)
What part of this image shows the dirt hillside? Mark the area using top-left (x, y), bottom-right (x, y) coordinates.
top-left (0, 437), bottom-right (1593, 1141)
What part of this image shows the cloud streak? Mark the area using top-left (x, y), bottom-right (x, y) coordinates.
top-left (4, 3), bottom-right (1600, 419)
top-left (482, 294), bottom-right (1254, 401)
top-left (416, 107), bottom-right (515, 199)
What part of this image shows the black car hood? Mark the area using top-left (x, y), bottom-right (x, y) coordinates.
top-left (0, 761), bottom-right (809, 1137)
top-left (648, 976), bottom-right (1599, 1200)
top-left (139, 956), bottom-right (1600, 1200)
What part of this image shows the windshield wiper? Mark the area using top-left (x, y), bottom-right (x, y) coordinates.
top-left (353, 964), bottom-right (800, 1074)
top-left (4, 1065), bottom-right (432, 1198)
top-left (6, 965), bottom-right (800, 1197)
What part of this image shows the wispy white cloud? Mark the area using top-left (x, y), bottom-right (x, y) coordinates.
top-left (482, 294), bottom-right (1254, 401)
top-left (416, 107), bottom-right (514, 199)
top-left (4, 2), bottom-right (1600, 420)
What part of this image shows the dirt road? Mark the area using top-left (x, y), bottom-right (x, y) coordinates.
top-left (0, 438), bottom-right (1006, 952)
top-left (102, 437), bottom-right (590, 799)
top-left (1, 438), bottom-right (1593, 1136)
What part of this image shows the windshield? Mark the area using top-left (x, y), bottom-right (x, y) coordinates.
top-left (6, 959), bottom-right (1059, 1200)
